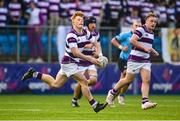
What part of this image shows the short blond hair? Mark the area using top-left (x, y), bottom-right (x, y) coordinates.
top-left (71, 11), bottom-right (84, 21)
top-left (145, 12), bottom-right (157, 21)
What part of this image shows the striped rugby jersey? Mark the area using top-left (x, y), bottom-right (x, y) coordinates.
top-left (128, 25), bottom-right (154, 63)
top-left (78, 28), bottom-right (100, 66)
top-left (61, 28), bottom-right (96, 65)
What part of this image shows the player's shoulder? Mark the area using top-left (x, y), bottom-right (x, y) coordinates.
top-left (136, 26), bottom-right (145, 33)
top-left (119, 31), bottom-right (131, 38)
top-left (91, 30), bottom-right (99, 36)
top-left (123, 31), bottom-right (132, 35)
top-left (67, 29), bottom-right (78, 38)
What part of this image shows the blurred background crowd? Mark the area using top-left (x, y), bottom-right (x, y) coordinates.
top-left (0, 0), bottom-right (180, 27)
top-left (0, 0), bottom-right (180, 63)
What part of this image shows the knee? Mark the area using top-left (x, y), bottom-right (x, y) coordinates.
top-left (142, 80), bottom-right (150, 84)
top-left (80, 83), bottom-right (89, 90)
top-left (121, 77), bottom-right (132, 85)
top-left (89, 77), bottom-right (97, 86)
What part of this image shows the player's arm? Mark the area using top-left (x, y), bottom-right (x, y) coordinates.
top-left (130, 34), bottom-right (159, 56)
top-left (71, 47), bottom-right (101, 66)
top-left (92, 41), bottom-right (103, 57)
top-left (111, 37), bottom-right (128, 51)
top-left (130, 34), bottom-right (147, 50)
top-left (89, 32), bottom-right (103, 57)
top-left (67, 34), bottom-right (100, 66)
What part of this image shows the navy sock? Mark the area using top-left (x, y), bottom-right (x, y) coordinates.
top-left (142, 97), bottom-right (149, 104)
top-left (37, 72), bottom-right (42, 79)
top-left (111, 88), bottom-right (118, 95)
top-left (72, 98), bottom-right (78, 102)
top-left (89, 99), bottom-right (96, 106)
top-left (33, 72), bottom-right (42, 79)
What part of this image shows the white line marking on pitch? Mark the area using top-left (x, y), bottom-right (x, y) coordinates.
top-left (0, 109), bottom-right (42, 111)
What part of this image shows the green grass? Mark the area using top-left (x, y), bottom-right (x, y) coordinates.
top-left (0, 95), bottom-right (179, 120)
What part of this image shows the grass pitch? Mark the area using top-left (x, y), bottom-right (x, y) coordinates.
top-left (0, 95), bottom-right (179, 120)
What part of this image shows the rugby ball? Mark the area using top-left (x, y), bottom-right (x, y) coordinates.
top-left (98, 56), bottom-right (108, 68)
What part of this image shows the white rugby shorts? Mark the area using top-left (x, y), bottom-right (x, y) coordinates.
top-left (59, 63), bottom-right (80, 77)
top-left (78, 65), bottom-right (97, 72)
top-left (126, 61), bottom-right (151, 74)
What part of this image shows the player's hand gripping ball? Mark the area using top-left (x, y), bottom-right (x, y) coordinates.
top-left (98, 56), bottom-right (108, 68)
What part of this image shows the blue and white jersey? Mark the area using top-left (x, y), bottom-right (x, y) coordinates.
top-left (115, 31), bottom-right (133, 60)
top-left (61, 28), bottom-right (95, 65)
top-left (128, 25), bottom-right (154, 63)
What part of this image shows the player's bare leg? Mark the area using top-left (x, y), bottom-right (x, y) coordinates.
top-left (22, 68), bottom-right (106, 113)
top-left (116, 71), bottom-right (128, 106)
top-left (118, 83), bottom-right (130, 105)
top-left (22, 67), bottom-right (68, 88)
top-left (106, 73), bottom-right (135, 105)
top-left (72, 83), bottom-right (81, 107)
top-left (71, 72), bottom-right (106, 112)
top-left (72, 70), bottom-right (97, 107)
top-left (140, 68), bottom-right (157, 110)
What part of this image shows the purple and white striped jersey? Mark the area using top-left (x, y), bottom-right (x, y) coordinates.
top-left (78, 2), bottom-right (93, 18)
top-left (59, 1), bottom-right (69, 19)
top-left (0, 7), bottom-right (8, 26)
top-left (107, 0), bottom-right (122, 19)
top-left (68, 2), bottom-right (78, 19)
top-left (78, 28), bottom-right (100, 66)
top-left (8, 2), bottom-right (21, 19)
top-left (155, 5), bottom-right (167, 23)
top-left (90, 1), bottom-right (103, 21)
top-left (167, 6), bottom-right (176, 22)
top-left (38, 1), bottom-right (49, 21)
top-left (61, 28), bottom-right (96, 65)
top-left (126, 0), bottom-right (140, 13)
top-left (128, 25), bottom-right (154, 63)
top-left (140, 1), bottom-right (154, 18)
top-left (124, 16), bottom-right (141, 27)
top-left (49, 0), bottom-right (60, 14)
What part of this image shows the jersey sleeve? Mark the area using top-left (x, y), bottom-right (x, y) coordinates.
top-left (134, 27), bottom-right (143, 38)
top-left (66, 33), bottom-right (78, 48)
top-left (115, 33), bottom-right (125, 43)
top-left (87, 30), bottom-right (96, 43)
top-left (92, 31), bottom-right (100, 42)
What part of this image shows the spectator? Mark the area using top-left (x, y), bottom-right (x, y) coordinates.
top-left (37, 0), bottom-right (49, 26)
top-left (59, 0), bottom-right (70, 25)
top-left (0, 0), bottom-right (8, 27)
top-left (26, 1), bottom-right (44, 63)
top-left (154, 0), bottom-right (167, 27)
top-left (126, 0), bottom-right (140, 14)
top-left (77, 0), bottom-right (93, 18)
top-left (122, 7), bottom-right (141, 27)
top-left (140, 0), bottom-right (154, 18)
top-left (48, 0), bottom-right (60, 34)
top-left (0, 0), bottom-right (8, 54)
top-left (175, 0), bottom-right (180, 27)
top-left (171, 29), bottom-right (180, 62)
top-left (101, 1), bottom-right (111, 26)
top-left (8, 0), bottom-right (21, 26)
top-left (167, 0), bottom-right (176, 28)
top-left (68, 0), bottom-right (78, 19)
top-left (90, 0), bottom-right (103, 29)
top-left (102, 0), bottom-right (123, 27)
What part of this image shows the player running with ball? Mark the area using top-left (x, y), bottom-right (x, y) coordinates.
top-left (22, 11), bottom-right (106, 113)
